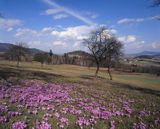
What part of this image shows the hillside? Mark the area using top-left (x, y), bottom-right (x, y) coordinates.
top-left (127, 51), bottom-right (160, 57)
top-left (66, 50), bottom-right (91, 57)
top-left (0, 43), bottom-right (13, 52)
top-left (0, 43), bottom-right (44, 54)
top-left (0, 60), bottom-right (160, 129)
top-left (137, 51), bottom-right (160, 56)
top-left (125, 51), bottom-right (160, 60)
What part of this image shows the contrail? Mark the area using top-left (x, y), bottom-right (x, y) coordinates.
top-left (43, 0), bottom-right (96, 26)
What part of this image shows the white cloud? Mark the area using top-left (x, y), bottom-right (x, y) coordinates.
top-left (28, 41), bottom-right (41, 47)
top-left (0, 18), bottom-right (22, 28)
top-left (16, 27), bottom-right (55, 37)
top-left (117, 15), bottom-right (160, 24)
top-left (51, 25), bottom-right (95, 39)
top-left (118, 35), bottom-right (136, 43)
top-left (4, 23), bottom-right (159, 54)
top-left (43, 0), bottom-right (95, 25)
top-left (121, 40), bottom-right (160, 54)
top-left (149, 15), bottom-right (160, 20)
top-left (117, 18), bottom-right (144, 24)
top-left (45, 7), bottom-right (64, 15)
top-left (12, 25), bottom-right (120, 53)
top-left (7, 27), bottom-right (13, 32)
top-left (12, 25), bottom-right (95, 53)
top-left (127, 35), bottom-right (137, 42)
top-left (53, 14), bottom-right (68, 20)
top-left (73, 42), bottom-right (81, 49)
top-left (41, 27), bottom-right (55, 33)
top-left (15, 28), bottom-right (38, 37)
top-left (151, 42), bottom-right (160, 49)
top-left (135, 41), bottom-right (145, 49)
top-left (104, 28), bottom-right (117, 34)
top-left (53, 41), bottom-right (67, 47)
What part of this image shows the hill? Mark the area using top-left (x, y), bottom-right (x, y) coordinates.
top-left (0, 42), bottom-right (44, 54)
top-left (0, 43), bottom-right (13, 52)
top-left (136, 51), bottom-right (160, 56)
top-left (66, 50), bottom-right (91, 57)
top-left (126, 51), bottom-right (160, 59)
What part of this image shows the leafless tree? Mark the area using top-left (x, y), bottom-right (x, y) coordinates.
top-left (83, 27), bottom-right (108, 77)
top-left (104, 37), bottom-right (123, 80)
top-left (34, 52), bottom-right (48, 67)
top-left (7, 42), bottom-right (29, 67)
top-left (84, 27), bottom-right (123, 79)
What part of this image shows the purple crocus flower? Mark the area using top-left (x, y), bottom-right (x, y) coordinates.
top-left (12, 121), bottom-right (27, 129)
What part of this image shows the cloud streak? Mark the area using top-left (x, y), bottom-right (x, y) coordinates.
top-left (43, 0), bottom-right (95, 25)
top-left (45, 8), bottom-right (64, 15)
top-left (117, 15), bottom-right (160, 24)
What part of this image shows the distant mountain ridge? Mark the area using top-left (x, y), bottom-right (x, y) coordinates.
top-left (136, 51), bottom-right (160, 56)
top-left (0, 43), bottom-right (44, 54)
top-left (0, 43), bottom-right (13, 52)
top-left (126, 51), bottom-right (160, 58)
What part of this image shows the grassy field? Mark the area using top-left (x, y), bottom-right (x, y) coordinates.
top-left (0, 60), bottom-right (160, 129)
top-left (0, 60), bottom-right (160, 91)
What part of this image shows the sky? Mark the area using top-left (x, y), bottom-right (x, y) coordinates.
top-left (0, 0), bottom-right (160, 54)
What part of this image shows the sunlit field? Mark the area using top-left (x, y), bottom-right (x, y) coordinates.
top-left (1, 60), bottom-right (160, 91)
top-left (1, 0), bottom-right (160, 128)
top-left (0, 61), bottom-right (160, 129)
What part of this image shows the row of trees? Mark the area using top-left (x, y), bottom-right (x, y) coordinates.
top-left (5, 44), bottom-right (93, 67)
top-left (33, 52), bottom-right (93, 67)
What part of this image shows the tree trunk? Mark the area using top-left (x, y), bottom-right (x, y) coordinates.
top-left (107, 66), bottom-right (112, 80)
top-left (41, 63), bottom-right (43, 67)
top-left (17, 60), bottom-right (20, 67)
top-left (17, 57), bottom-right (20, 67)
top-left (95, 63), bottom-right (99, 78)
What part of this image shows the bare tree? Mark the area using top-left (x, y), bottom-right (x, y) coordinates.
top-left (84, 27), bottom-right (123, 79)
top-left (83, 27), bottom-right (108, 77)
top-left (34, 52), bottom-right (48, 67)
top-left (7, 42), bottom-right (28, 67)
top-left (104, 37), bottom-right (123, 80)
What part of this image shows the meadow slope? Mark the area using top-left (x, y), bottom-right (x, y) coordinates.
top-left (0, 61), bottom-right (160, 129)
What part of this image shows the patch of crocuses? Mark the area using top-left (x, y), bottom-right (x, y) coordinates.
top-left (12, 121), bottom-right (27, 129)
top-left (0, 80), bottom-right (160, 129)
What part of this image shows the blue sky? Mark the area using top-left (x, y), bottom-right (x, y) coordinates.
top-left (0, 0), bottom-right (160, 54)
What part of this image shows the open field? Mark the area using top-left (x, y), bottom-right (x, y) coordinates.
top-left (0, 60), bottom-right (160, 91)
top-left (0, 60), bottom-right (160, 129)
